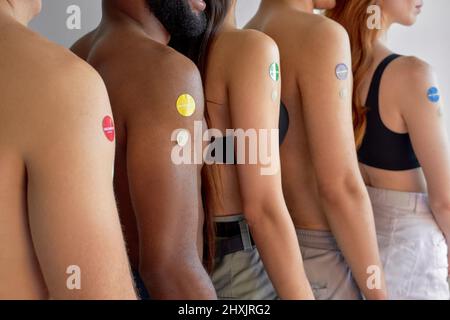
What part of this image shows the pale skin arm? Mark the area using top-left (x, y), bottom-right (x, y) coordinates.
top-left (126, 58), bottom-right (216, 299)
top-left (25, 69), bottom-right (136, 300)
top-left (227, 31), bottom-right (314, 300)
top-left (297, 22), bottom-right (386, 299)
top-left (400, 59), bottom-right (450, 275)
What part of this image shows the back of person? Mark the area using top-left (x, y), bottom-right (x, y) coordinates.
top-left (0, 1), bottom-right (136, 300)
top-left (193, 0), bottom-right (315, 300)
top-left (71, 0), bottom-right (218, 300)
top-left (247, 7), bottom-right (332, 230)
top-left (247, 0), bottom-right (387, 300)
top-left (0, 23), bottom-right (49, 299)
top-left (357, 53), bottom-right (428, 193)
top-left (357, 51), bottom-right (449, 300)
top-left (327, 0), bottom-right (450, 300)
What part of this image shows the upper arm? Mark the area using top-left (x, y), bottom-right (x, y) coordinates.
top-left (226, 31), bottom-right (283, 208)
top-left (399, 58), bottom-right (450, 204)
top-left (298, 21), bottom-right (358, 188)
top-left (125, 54), bottom-right (205, 268)
top-left (25, 65), bottom-right (134, 299)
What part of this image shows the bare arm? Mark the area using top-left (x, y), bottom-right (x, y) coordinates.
top-left (298, 21), bottom-right (386, 299)
top-left (126, 55), bottom-right (216, 299)
top-left (228, 31), bottom-right (314, 300)
top-left (399, 58), bottom-right (450, 274)
top-left (25, 66), bottom-right (136, 299)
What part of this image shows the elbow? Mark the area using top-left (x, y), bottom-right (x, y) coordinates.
top-left (242, 195), bottom-right (287, 228)
top-left (430, 198), bottom-right (450, 217)
top-left (139, 253), bottom-right (215, 299)
top-left (139, 251), bottom-right (202, 290)
top-left (317, 174), bottom-right (367, 208)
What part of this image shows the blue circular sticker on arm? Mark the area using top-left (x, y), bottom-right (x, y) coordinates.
top-left (335, 63), bottom-right (349, 80)
top-left (427, 86), bottom-right (440, 103)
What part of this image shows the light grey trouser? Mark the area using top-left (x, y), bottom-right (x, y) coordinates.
top-left (367, 186), bottom-right (449, 300)
top-left (210, 215), bottom-right (277, 300)
top-left (297, 229), bottom-right (363, 300)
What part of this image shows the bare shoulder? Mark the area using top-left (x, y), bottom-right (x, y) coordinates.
top-left (223, 28), bottom-right (278, 57)
top-left (299, 14), bottom-right (349, 50)
top-left (279, 13), bottom-right (351, 73)
top-left (389, 56), bottom-right (438, 109)
top-left (393, 56), bottom-right (435, 83)
top-left (214, 29), bottom-right (279, 78)
top-left (123, 41), bottom-right (204, 122)
top-left (37, 46), bottom-right (109, 115)
top-left (135, 42), bottom-right (201, 94)
top-left (70, 29), bottom-right (97, 60)
top-left (5, 27), bottom-right (110, 117)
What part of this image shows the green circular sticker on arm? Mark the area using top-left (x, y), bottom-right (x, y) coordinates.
top-left (269, 63), bottom-right (280, 82)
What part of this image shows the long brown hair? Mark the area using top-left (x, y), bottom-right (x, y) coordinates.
top-left (200, 0), bottom-right (232, 273)
top-left (326, 0), bottom-right (382, 147)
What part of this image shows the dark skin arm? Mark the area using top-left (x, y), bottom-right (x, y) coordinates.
top-left (126, 52), bottom-right (216, 299)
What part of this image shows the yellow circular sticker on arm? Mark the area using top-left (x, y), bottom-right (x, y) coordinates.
top-left (176, 94), bottom-right (196, 117)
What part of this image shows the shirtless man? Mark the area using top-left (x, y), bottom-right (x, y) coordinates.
top-left (71, 0), bottom-right (216, 299)
top-left (0, 0), bottom-right (136, 299)
top-left (247, 0), bottom-right (387, 299)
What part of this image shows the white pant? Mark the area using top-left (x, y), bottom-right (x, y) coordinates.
top-left (367, 186), bottom-right (449, 300)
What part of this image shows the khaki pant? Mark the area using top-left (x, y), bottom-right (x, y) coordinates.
top-left (211, 215), bottom-right (277, 300)
top-left (297, 229), bottom-right (363, 300)
top-left (368, 186), bottom-right (449, 300)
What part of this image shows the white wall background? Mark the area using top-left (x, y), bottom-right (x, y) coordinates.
top-left (30, 0), bottom-right (450, 134)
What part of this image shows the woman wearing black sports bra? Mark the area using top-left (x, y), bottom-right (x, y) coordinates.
top-left (184, 0), bottom-right (313, 300)
top-left (328, 0), bottom-right (450, 299)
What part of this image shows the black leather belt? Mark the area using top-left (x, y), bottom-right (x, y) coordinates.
top-left (215, 220), bottom-right (255, 257)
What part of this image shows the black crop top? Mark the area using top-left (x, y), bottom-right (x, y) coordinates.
top-left (210, 101), bottom-right (290, 164)
top-left (357, 54), bottom-right (421, 171)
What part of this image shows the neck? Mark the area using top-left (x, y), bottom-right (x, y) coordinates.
top-left (0, 0), bottom-right (36, 26)
top-left (259, 0), bottom-right (314, 13)
top-left (102, 0), bottom-right (170, 45)
top-left (375, 19), bottom-right (392, 44)
top-left (222, 0), bottom-right (237, 29)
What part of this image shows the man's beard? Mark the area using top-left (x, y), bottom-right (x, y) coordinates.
top-left (146, 0), bottom-right (207, 37)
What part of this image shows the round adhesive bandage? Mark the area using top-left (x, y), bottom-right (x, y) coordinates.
top-left (176, 94), bottom-right (196, 117)
top-left (335, 63), bottom-right (349, 81)
top-left (176, 130), bottom-right (189, 147)
top-left (427, 87), bottom-right (440, 103)
top-left (339, 88), bottom-right (348, 99)
top-left (102, 116), bottom-right (115, 142)
top-left (272, 89), bottom-right (278, 102)
top-left (269, 63), bottom-right (280, 82)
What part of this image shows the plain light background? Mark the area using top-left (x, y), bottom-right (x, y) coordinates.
top-left (30, 0), bottom-right (450, 134)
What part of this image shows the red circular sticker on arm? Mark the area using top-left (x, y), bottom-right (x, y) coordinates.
top-left (102, 116), bottom-right (115, 142)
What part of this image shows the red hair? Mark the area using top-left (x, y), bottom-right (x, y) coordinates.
top-left (326, 0), bottom-right (382, 147)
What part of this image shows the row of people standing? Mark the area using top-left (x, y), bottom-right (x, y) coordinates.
top-left (4, 0), bottom-right (444, 299)
top-left (173, 0), bottom-right (449, 300)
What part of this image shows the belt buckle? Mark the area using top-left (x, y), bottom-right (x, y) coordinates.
top-left (239, 220), bottom-right (254, 252)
